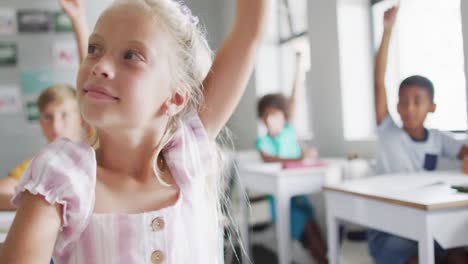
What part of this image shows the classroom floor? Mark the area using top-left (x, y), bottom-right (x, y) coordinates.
top-left (249, 226), bottom-right (374, 264)
top-left (340, 239), bottom-right (374, 264)
top-left (237, 192), bottom-right (375, 263)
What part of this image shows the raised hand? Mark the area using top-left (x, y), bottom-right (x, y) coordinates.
top-left (59, 0), bottom-right (85, 20)
top-left (383, 5), bottom-right (399, 30)
top-left (58, 0), bottom-right (88, 63)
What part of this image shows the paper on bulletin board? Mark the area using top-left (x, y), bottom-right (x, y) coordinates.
top-left (24, 97), bottom-right (40, 121)
top-left (20, 70), bottom-right (54, 95)
top-left (54, 11), bottom-right (73, 32)
top-left (20, 70), bottom-right (55, 121)
top-left (0, 86), bottom-right (21, 114)
top-left (0, 8), bottom-right (16, 35)
top-left (17, 10), bottom-right (51, 33)
top-left (53, 41), bottom-right (79, 68)
top-left (0, 42), bottom-right (17, 66)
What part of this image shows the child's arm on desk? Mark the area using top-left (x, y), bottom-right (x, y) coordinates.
top-left (375, 5), bottom-right (398, 125)
top-left (457, 146), bottom-right (468, 160)
top-left (458, 146), bottom-right (468, 173)
top-left (0, 177), bottom-right (17, 210)
top-left (260, 152), bottom-right (303, 163)
top-left (259, 148), bottom-right (317, 163)
top-left (0, 177), bottom-right (16, 197)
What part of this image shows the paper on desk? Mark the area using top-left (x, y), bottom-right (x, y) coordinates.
top-left (387, 181), bottom-right (456, 197)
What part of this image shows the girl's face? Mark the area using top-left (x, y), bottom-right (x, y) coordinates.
top-left (77, 2), bottom-right (174, 130)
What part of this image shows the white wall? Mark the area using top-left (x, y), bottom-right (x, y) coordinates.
top-left (462, 1), bottom-right (468, 115)
top-left (307, 0), bottom-right (376, 159)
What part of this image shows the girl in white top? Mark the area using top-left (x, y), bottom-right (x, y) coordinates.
top-left (0, 0), bottom-right (269, 263)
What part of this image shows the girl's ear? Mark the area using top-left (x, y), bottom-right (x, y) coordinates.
top-left (162, 91), bottom-right (188, 116)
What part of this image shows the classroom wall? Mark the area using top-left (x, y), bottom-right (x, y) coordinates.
top-left (0, 0), bottom-right (111, 177)
top-left (208, 0), bottom-right (259, 150)
top-left (2, 0), bottom-right (467, 176)
top-left (0, 0), bottom-right (256, 176)
top-left (306, 0), bottom-right (377, 159)
top-left (462, 1), bottom-right (468, 115)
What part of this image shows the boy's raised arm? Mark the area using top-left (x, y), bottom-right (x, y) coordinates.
top-left (375, 6), bottom-right (398, 125)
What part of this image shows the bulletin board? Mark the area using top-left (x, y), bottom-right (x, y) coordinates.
top-left (0, 0), bottom-right (111, 177)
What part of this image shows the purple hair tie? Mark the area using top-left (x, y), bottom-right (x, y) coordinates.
top-left (180, 4), bottom-right (199, 26)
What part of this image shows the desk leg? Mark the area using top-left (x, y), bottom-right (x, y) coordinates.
top-left (276, 192), bottom-right (291, 264)
top-left (418, 226), bottom-right (435, 264)
top-left (326, 211), bottom-right (340, 264)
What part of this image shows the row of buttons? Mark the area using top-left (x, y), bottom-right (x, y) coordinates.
top-left (151, 217), bottom-right (165, 263)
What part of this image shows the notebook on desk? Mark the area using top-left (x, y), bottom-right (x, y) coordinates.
top-left (282, 160), bottom-right (328, 169)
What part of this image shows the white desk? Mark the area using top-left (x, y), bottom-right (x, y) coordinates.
top-left (237, 159), bottom-right (342, 264)
top-left (0, 211), bottom-right (15, 242)
top-left (324, 171), bottom-right (468, 264)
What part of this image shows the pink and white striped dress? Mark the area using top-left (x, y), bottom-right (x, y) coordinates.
top-left (12, 113), bottom-right (221, 264)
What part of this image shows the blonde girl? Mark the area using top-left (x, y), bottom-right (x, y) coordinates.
top-left (0, 0), bottom-right (269, 263)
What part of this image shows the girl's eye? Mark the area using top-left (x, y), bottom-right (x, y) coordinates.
top-left (124, 51), bottom-right (143, 61)
top-left (88, 44), bottom-right (98, 54)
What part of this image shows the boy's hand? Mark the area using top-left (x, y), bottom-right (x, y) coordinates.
top-left (463, 156), bottom-right (468, 174)
top-left (59, 0), bottom-right (85, 20)
top-left (383, 5), bottom-right (399, 30)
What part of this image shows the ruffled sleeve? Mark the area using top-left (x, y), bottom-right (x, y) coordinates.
top-left (164, 112), bottom-right (214, 187)
top-left (11, 138), bottom-right (96, 254)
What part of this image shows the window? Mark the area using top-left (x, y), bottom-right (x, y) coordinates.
top-left (255, 0), bottom-right (313, 139)
top-left (337, 0), bottom-right (375, 140)
top-left (372, 0), bottom-right (467, 132)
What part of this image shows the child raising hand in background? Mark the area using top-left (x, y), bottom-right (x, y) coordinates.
top-left (256, 51), bottom-right (327, 264)
top-left (370, 5), bottom-right (468, 264)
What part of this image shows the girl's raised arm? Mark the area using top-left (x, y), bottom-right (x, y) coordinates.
top-left (200, 0), bottom-right (270, 139)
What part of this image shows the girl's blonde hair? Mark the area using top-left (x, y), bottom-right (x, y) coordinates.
top-left (138, 0), bottom-right (214, 176)
top-left (140, 1), bottom-right (236, 261)
top-left (37, 84), bottom-right (77, 113)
